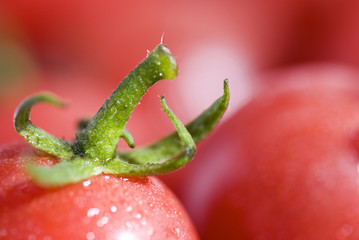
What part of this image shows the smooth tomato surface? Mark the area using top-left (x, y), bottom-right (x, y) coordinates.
top-left (180, 65), bottom-right (359, 239)
top-left (0, 143), bottom-right (198, 240)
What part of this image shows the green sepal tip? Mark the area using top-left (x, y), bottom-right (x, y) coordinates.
top-left (14, 93), bottom-right (74, 159)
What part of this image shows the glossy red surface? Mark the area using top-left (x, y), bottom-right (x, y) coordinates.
top-left (0, 143), bottom-right (198, 240)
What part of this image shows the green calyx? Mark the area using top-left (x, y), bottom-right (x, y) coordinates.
top-left (14, 44), bottom-right (229, 187)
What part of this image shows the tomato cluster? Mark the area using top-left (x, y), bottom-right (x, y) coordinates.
top-left (2, 1), bottom-right (359, 239)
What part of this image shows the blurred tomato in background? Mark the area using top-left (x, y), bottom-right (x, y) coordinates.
top-left (3, 0), bottom-right (359, 145)
top-left (180, 65), bottom-right (359, 239)
top-left (2, 0), bottom-right (359, 238)
top-left (0, 0), bottom-right (254, 146)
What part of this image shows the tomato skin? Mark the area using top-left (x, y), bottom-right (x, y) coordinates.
top-left (179, 65), bottom-right (359, 239)
top-left (0, 143), bottom-right (198, 240)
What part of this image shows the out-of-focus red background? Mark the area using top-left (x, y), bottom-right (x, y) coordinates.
top-left (0, 0), bottom-right (253, 146)
top-left (2, 0), bottom-right (359, 145)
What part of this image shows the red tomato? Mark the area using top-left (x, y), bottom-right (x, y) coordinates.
top-left (0, 143), bottom-right (198, 239)
top-left (0, 0), bottom-right (253, 127)
top-left (278, 1), bottom-right (359, 68)
top-left (178, 64), bottom-right (359, 239)
top-left (1, 0), bottom-right (250, 76)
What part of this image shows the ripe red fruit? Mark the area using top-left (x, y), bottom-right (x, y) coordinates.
top-left (0, 43), bottom-right (228, 240)
top-left (0, 143), bottom-right (198, 240)
top-left (182, 64), bottom-right (359, 239)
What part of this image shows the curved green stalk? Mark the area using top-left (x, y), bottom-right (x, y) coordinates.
top-left (14, 44), bottom-right (230, 188)
top-left (121, 129), bottom-right (136, 149)
top-left (77, 119), bottom-right (135, 148)
top-left (101, 96), bottom-right (197, 176)
top-left (14, 93), bottom-right (74, 158)
top-left (117, 79), bottom-right (229, 165)
top-left (75, 44), bottom-right (178, 160)
top-left (26, 95), bottom-right (197, 184)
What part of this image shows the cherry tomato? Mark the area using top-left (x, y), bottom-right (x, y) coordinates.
top-left (1, 0), bottom-right (254, 127)
top-left (278, 1), bottom-right (359, 68)
top-left (178, 64), bottom-right (359, 239)
top-left (0, 143), bottom-right (198, 239)
top-left (0, 43), bottom-right (229, 240)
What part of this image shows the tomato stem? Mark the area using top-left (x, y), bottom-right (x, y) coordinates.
top-left (14, 44), bottom-right (230, 187)
top-left (117, 80), bottom-right (229, 165)
top-left (75, 44), bottom-right (178, 160)
top-left (76, 119), bottom-right (136, 149)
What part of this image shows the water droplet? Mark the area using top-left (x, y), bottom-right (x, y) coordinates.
top-left (135, 213), bottom-right (142, 219)
top-left (87, 208), bottom-right (100, 218)
top-left (141, 218), bottom-right (147, 226)
top-left (156, 61), bottom-right (161, 65)
top-left (122, 178), bottom-right (129, 182)
top-left (111, 206), bottom-right (117, 213)
top-left (175, 227), bottom-right (181, 236)
top-left (104, 176), bottom-right (110, 180)
top-left (83, 180), bottom-right (91, 187)
top-left (126, 206), bottom-right (133, 212)
top-left (116, 231), bottom-right (136, 240)
top-left (159, 72), bottom-right (163, 76)
top-left (97, 216), bottom-right (109, 227)
top-left (86, 232), bottom-right (95, 240)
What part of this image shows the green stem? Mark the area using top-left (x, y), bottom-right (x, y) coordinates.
top-left (14, 93), bottom-right (74, 158)
top-left (75, 44), bottom-right (177, 160)
top-left (121, 129), bottom-right (136, 149)
top-left (102, 96), bottom-right (197, 176)
top-left (76, 119), bottom-right (135, 148)
top-left (117, 79), bottom-right (229, 165)
top-left (14, 44), bottom-right (230, 188)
